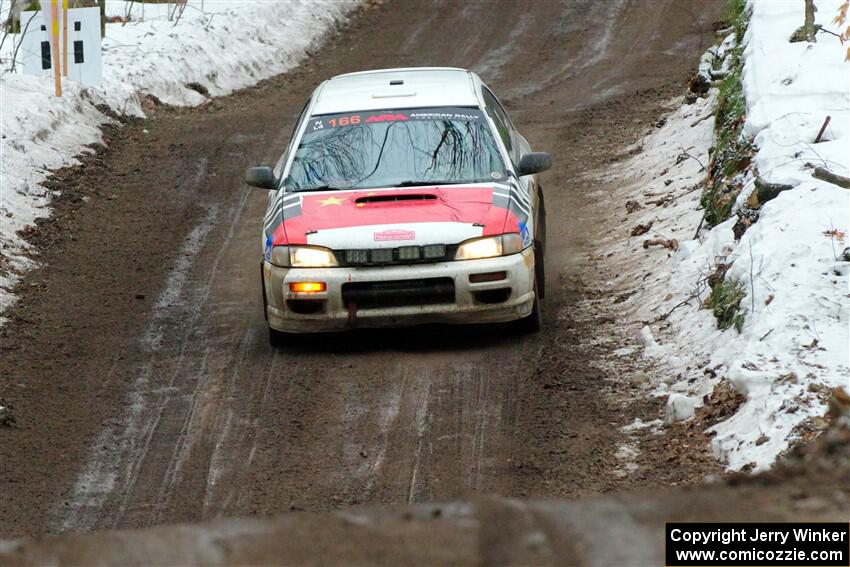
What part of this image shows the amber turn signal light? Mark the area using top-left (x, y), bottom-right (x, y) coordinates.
top-left (289, 282), bottom-right (327, 293)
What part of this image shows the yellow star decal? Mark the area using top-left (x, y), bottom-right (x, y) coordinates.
top-left (318, 196), bottom-right (345, 206)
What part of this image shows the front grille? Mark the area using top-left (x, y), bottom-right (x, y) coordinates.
top-left (342, 278), bottom-right (455, 309)
top-left (338, 244), bottom-right (451, 266)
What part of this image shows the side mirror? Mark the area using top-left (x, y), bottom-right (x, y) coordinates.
top-left (516, 152), bottom-right (552, 176)
top-left (245, 166), bottom-right (278, 190)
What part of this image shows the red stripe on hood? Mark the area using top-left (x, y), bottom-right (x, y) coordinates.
top-left (276, 186), bottom-right (510, 245)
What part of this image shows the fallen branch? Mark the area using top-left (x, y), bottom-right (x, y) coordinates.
top-left (654, 293), bottom-right (698, 322)
top-left (817, 26), bottom-right (843, 39)
top-left (643, 237), bottom-right (679, 251)
top-left (646, 194), bottom-right (674, 207)
top-left (671, 183), bottom-right (703, 202)
top-left (690, 112), bottom-right (715, 128)
top-left (631, 221), bottom-right (653, 236)
top-left (813, 166), bottom-right (850, 189)
top-left (693, 212), bottom-right (706, 240)
top-left (814, 115), bottom-right (831, 143)
top-left (676, 151), bottom-right (706, 172)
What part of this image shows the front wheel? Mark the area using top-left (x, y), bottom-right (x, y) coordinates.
top-left (516, 247), bottom-right (544, 334)
top-left (516, 291), bottom-right (542, 334)
top-left (269, 326), bottom-right (287, 348)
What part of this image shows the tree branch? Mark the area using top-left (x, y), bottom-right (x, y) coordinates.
top-left (813, 166), bottom-right (850, 189)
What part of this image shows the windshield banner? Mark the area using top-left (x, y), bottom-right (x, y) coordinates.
top-left (307, 107), bottom-right (484, 132)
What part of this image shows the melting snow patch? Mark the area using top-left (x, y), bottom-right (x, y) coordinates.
top-left (638, 326), bottom-right (664, 358)
top-left (622, 418), bottom-right (663, 434)
top-left (664, 394), bottom-right (697, 425)
top-left (613, 443), bottom-right (640, 478)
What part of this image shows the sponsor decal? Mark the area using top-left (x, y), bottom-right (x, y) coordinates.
top-left (374, 229), bottom-right (416, 241)
top-left (519, 221), bottom-right (532, 246)
top-left (408, 110), bottom-right (481, 121)
top-left (264, 234), bottom-right (273, 260)
top-left (319, 196), bottom-right (345, 206)
top-left (308, 107), bottom-right (484, 131)
top-left (365, 113), bottom-right (409, 123)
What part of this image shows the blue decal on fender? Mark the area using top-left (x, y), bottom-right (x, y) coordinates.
top-left (519, 222), bottom-right (532, 246)
top-left (264, 235), bottom-right (273, 261)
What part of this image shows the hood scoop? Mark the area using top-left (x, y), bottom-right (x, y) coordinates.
top-left (355, 194), bottom-right (438, 205)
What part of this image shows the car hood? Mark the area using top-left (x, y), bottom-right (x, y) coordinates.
top-left (267, 183), bottom-right (527, 249)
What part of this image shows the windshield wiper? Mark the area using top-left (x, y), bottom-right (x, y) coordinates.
top-left (392, 180), bottom-right (470, 188)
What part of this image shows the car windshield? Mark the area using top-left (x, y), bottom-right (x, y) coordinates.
top-left (283, 107), bottom-right (506, 191)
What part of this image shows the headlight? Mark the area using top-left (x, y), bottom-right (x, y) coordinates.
top-left (271, 245), bottom-right (338, 267)
top-left (271, 245), bottom-right (290, 267)
top-left (454, 233), bottom-right (524, 260)
top-left (291, 246), bottom-right (338, 267)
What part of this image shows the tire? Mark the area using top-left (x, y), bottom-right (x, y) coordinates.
top-left (516, 288), bottom-right (542, 334)
top-left (516, 251), bottom-right (543, 334)
top-left (260, 261), bottom-right (269, 321)
top-left (269, 326), bottom-right (287, 348)
top-left (534, 243), bottom-right (546, 300)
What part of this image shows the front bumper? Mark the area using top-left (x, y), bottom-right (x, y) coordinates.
top-left (263, 247), bottom-right (536, 333)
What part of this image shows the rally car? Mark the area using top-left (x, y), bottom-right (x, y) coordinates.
top-left (246, 67), bottom-right (551, 346)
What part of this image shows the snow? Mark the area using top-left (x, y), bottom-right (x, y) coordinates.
top-left (622, 418), bottom-right (663, 433)
top-left (0, 0), bottom-right (357, 314)
top-left (664, 393), bottom-right (697, 424)
top-left (602, 0), bottom-right (849, 472)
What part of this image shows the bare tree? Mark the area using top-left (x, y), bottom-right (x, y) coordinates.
top-left (803, 0), bottom-right (817, 42)
top-left (4, 0), bottom-right (25, 33)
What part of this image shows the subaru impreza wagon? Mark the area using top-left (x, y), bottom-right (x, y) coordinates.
top-left (246, 67), bottom-right (551, 346)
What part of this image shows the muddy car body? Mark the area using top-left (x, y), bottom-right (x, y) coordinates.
top-left (247, 67), bottom-right (551, 344)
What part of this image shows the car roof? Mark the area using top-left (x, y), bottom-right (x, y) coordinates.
top-left (310, 67), bottom-right (481, 115)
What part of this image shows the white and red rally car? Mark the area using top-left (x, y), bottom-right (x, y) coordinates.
top-left (246, 67), bottom-right (551, 345)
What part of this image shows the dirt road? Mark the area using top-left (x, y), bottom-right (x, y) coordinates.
top-left (0, 0), bottom-right (720, 536)
top-left (4, 422), bottom-right (849, 565)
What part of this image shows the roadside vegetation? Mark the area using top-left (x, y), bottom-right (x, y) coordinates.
top-left (708, 276), bottom-right (746, 332)
top-left (696, 0), bottom-right (752, 331)
top-left (701, 0), bottom-right (752, 229)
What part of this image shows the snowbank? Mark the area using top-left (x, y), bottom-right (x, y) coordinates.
top-left (705, 0), bottom-right (849, 470)
top-left (0, 0), bottom-right (357, 313)
top-left (603, 0), bottom-right (849, 473)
